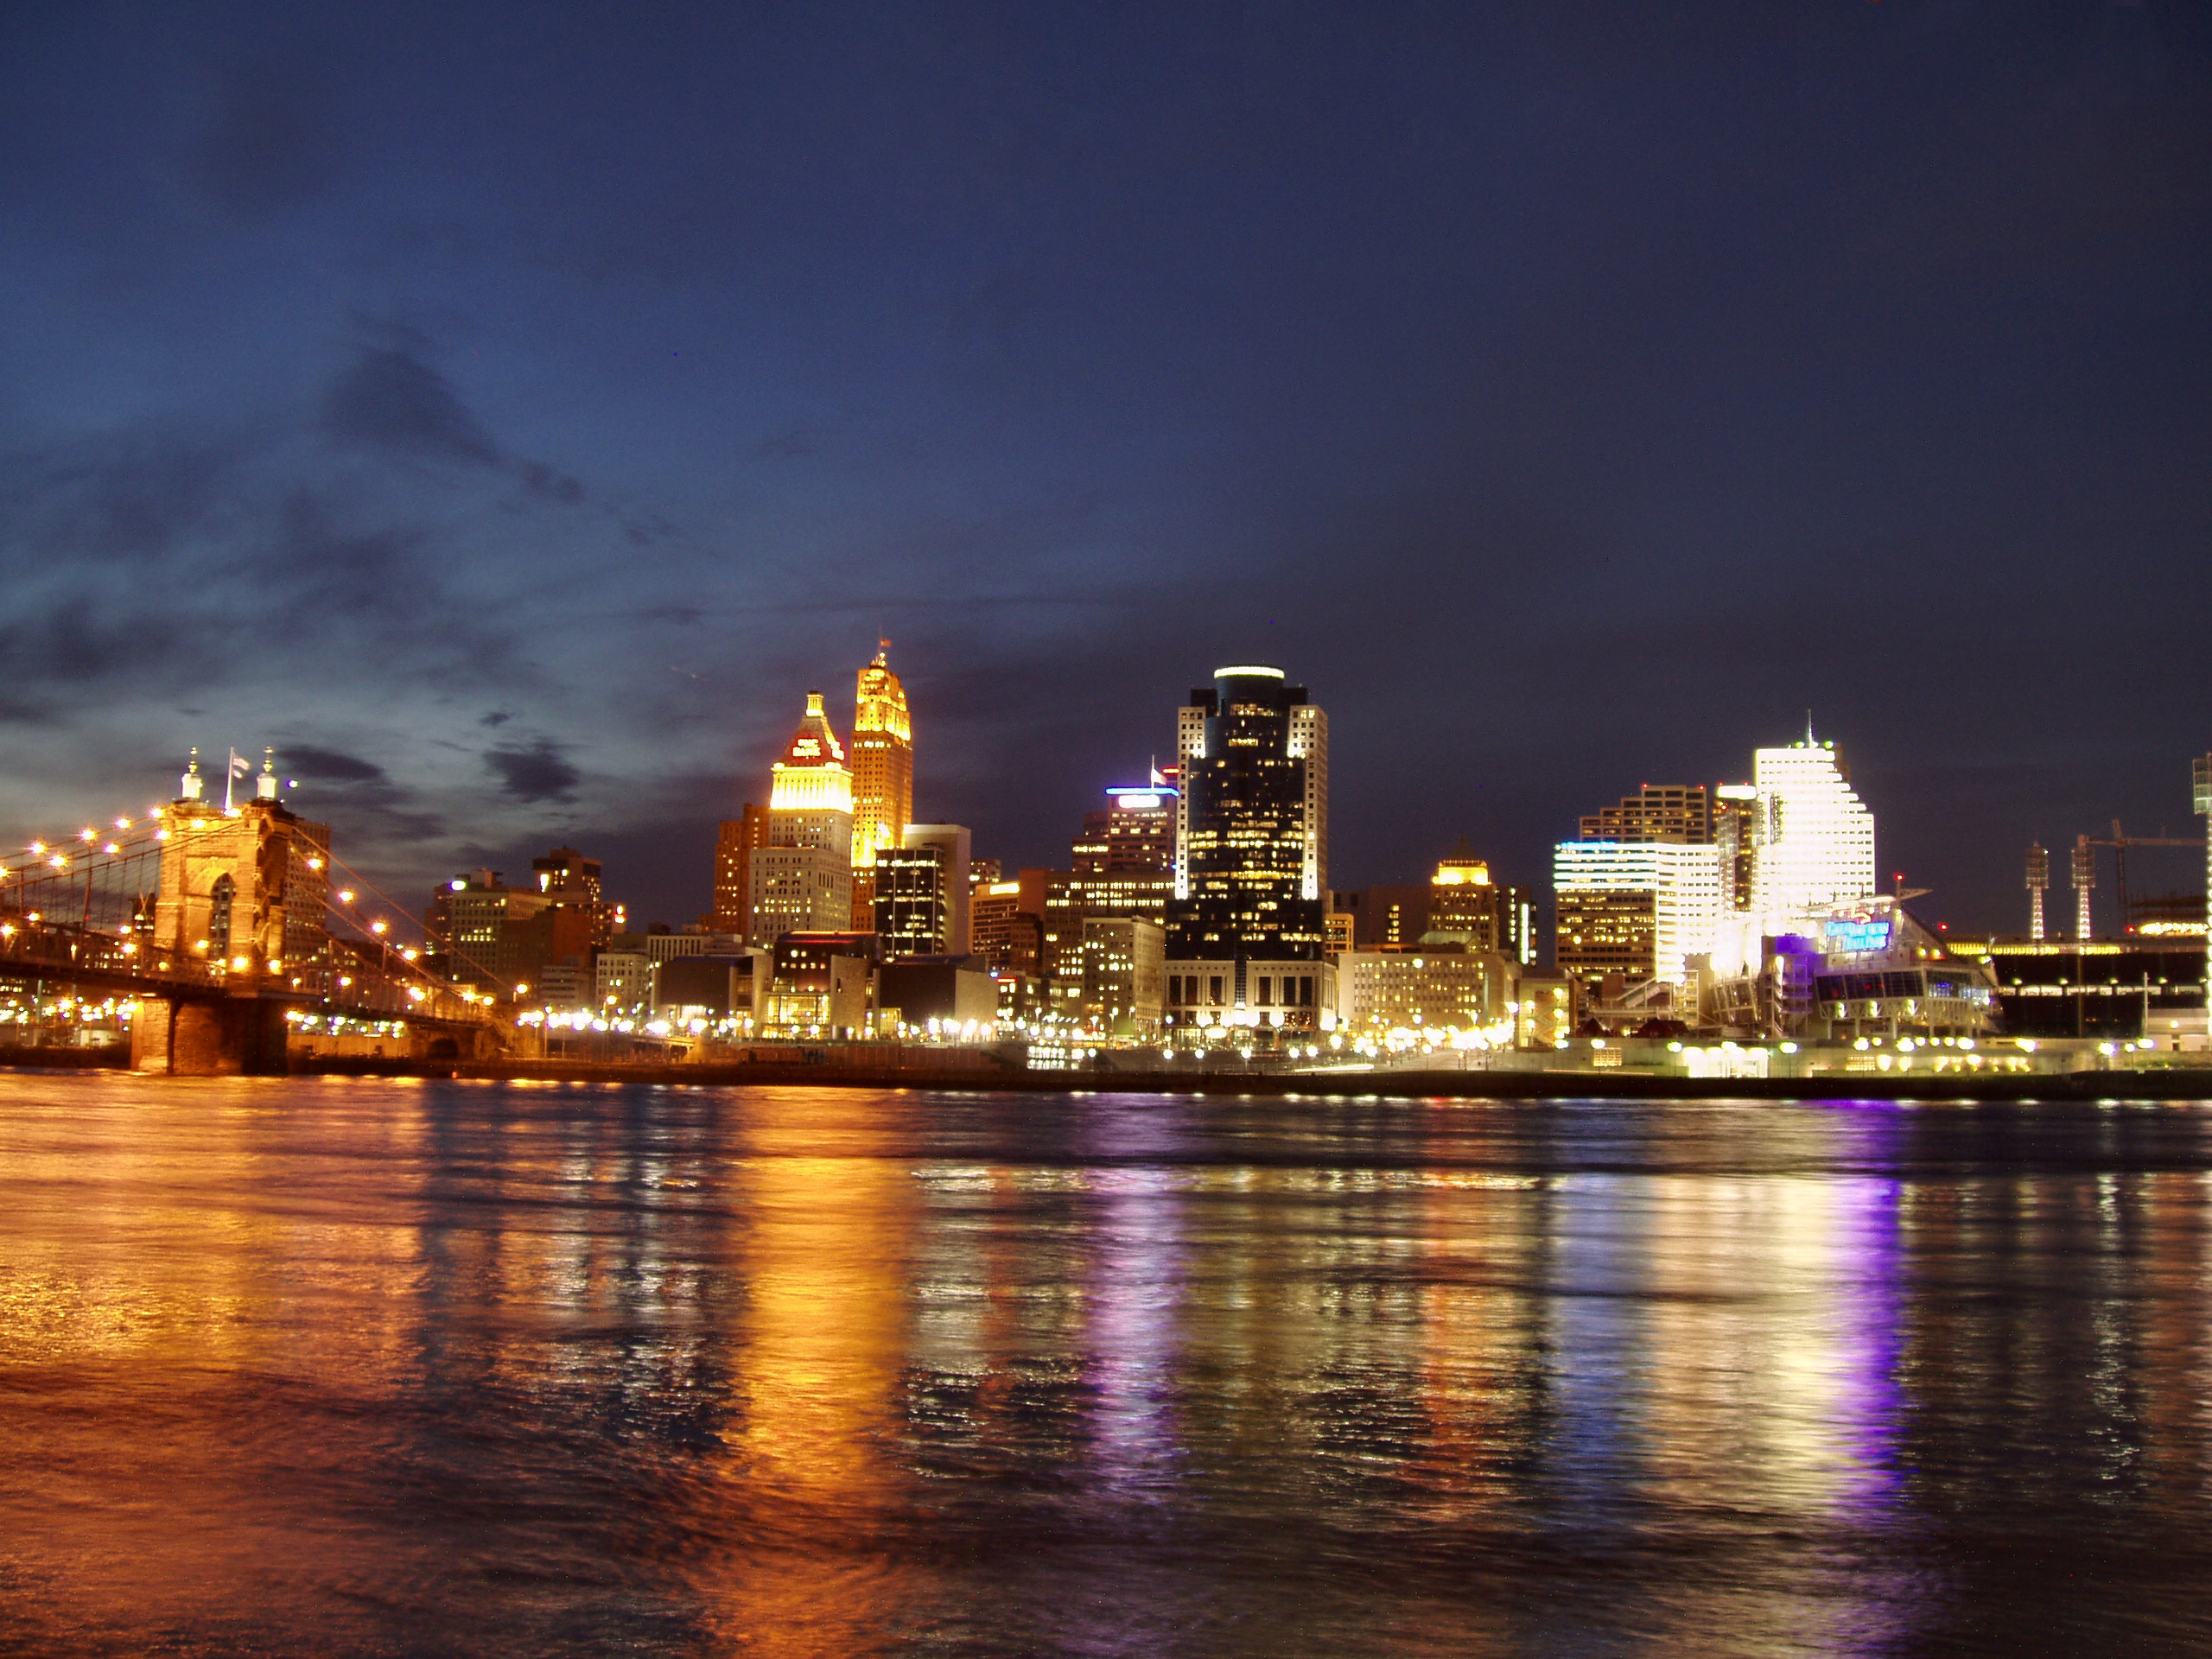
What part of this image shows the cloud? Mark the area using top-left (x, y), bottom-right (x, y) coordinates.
top-left (0, 425), bottom-right (245, 568)
top-left (518, 461), bottom-right (584, 504)
top-left (189, 60), bottom-right (342, 218)
top-left (280, 744), bottom-right (388, 784)
top-left (320, 347), bottom-right (501, 467)
top-left (485, 739), bottom-right (582, 803)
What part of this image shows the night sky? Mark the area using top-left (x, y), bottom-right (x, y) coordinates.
top-left (3, 3), bottom-right (2206, 935)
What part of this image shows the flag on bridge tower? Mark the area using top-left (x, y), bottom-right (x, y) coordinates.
top-left (224, 747), bottom-right (250, 811)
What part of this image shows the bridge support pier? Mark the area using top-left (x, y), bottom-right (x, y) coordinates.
top-left (131, 996), bottom-right (291, 1077)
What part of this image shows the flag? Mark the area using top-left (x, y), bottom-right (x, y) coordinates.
top-left (227, 749), bottom-right (250, 779)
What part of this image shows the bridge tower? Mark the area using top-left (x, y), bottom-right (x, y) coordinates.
top-left (131, 750), bottom-right (332, 1075)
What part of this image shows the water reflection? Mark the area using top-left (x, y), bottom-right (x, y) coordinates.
top-left (3, 1081), bottom-right (2212, 1655)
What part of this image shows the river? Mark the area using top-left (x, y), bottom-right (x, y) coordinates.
top-left (3, 1073), bottom-right (2210, 1656)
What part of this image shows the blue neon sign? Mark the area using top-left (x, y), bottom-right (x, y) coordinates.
top-left (1825, 920), bottom-right (1891, 954)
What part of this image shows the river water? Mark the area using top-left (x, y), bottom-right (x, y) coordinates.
top-left (3, 1074), bottom-right (2211, 1656)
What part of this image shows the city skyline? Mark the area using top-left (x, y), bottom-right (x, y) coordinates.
top-left (10, 662), bottom-right (2212, 949)
top-left (3, 5), bottom-right (2206, 936)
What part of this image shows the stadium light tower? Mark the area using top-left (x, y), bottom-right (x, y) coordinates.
top-left (2071, 836), bottom-right (2096, 941)
top-left (2194, 756), bottom-right (2212, 1017)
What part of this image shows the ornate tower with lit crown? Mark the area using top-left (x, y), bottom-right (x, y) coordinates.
top-left (849, 641), bottom-right (913, 929)
top-left (747, 691), bottom-right (855, 943)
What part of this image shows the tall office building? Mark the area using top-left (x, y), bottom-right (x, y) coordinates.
top-left (899, 823), bottom-right (973, 954)
top-left (1163, 665), bottom-right (1332, 1035)
top-left (1555, 770), bottom-right (1778, 987)
top-left (711, 804), bottom-right (768, 934)
top-left (531, 845), bottom-right (620, 945)
top-left (873, 842), bottom-right (949, 957)
top-left (850, 642), bottom-right (913, 928)
top-left (973, 869), bottom-right (1047, 981)
top-left (426, 867), bottom-right (594, 995)
top-left (1072, 785), bottom-right (1177, 874)
top-left (1428, 845), bottom-right (1540, 967)
top-left (1554, 840), bottom-right (1726, 989)
top-left (1748, 737), bottom-right (1877, 923)
top-left (1030, 785), bottom-right (1179, 1020)
top-left (747, 691), bottom-right (855, 943)
top-left (1580, 785), bottom-right (1713, 843)
top-left (1713, 785), bottom-right (1757, 912)
top-left (1170, 665), bottom-right (1327, 958)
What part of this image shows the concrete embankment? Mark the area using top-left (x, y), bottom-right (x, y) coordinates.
top-left (11, 1044), bottom-right (2212, 1101)
top-left (286, 1052), bottom-right (2212, 1102)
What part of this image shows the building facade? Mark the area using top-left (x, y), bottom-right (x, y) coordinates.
top-left (1579, 785), bottom-right (1713, 843)
top-left (1164, 957), bottom-right (1336, 1033)
top-left (972, 873), bottom-right (1046, 979)
top-left (1336, 950), bottom-right (1518, 1037)
top-left (748, 690), bottom-right (855, 943)
top-left (531, 845), bottom-right (620, 945)
top-left (711, 804), bottom-right (768, 934)
top-left (874, 842), bottom-right (949, 957)
top-left (1553, 840), bottom-right (1726, 989)
top-left (1072, 785), bottom-right (1177, 874)
top-left (1749, 738), bottom-right (1877, 923)
top-left (901, 823), bottom-right (972, 955)
top-left (429, 868), bottom-right (593, 996)
top-left (849, 643), bottom-right (913, 929)
top-left (1079, 916), bottom-right (1166, 1035)
top-left (1170, 665), bottom-right (1327, 962)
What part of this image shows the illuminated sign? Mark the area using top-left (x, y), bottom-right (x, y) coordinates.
top-left (1825, 919), bottom-right (1891, 954)
top-left (1109, 791), bottom-right (1166, 810)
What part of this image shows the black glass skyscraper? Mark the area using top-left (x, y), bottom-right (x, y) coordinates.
top-left (1168, 665), bottom-right (1327, 960)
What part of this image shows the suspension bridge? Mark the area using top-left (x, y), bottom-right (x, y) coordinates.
top-left (0, 752), bottom-right (510, 1074)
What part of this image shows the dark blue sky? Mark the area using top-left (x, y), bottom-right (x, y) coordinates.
top-left (3, 2), bottom-right (2206, 932)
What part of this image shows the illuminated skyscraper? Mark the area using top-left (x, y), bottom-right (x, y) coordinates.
top-left (1424, 843), bottom-right (1532, 963)
top-left (1169, 665), bottom-right (1327, 960)
top-left (1748, 736), bottom-right (1877, 923)
top-left (850, 641), bottom-right (913, 927)
top-left (531, 845), bottom-right (620, 946)
top-left (1554, 839), bottom-right (1726, 989)
top-left (1579, 785), bottom-right (1713, 842)
top-left (1072, 785), bottom-right (1177, 874)
top-left (1713, 785), bottom-right (1758, 912)
top-left (899, 823), bottom-right (973, 954)
top-left (747, 691), bottom-right (855, 943)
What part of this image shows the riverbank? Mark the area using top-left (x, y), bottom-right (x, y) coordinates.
top-left (294, 1052), bottom-right (2212, 1100)
top-left (15, 1045), bottom-right (2212, 1099)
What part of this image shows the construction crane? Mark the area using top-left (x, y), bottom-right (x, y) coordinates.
top-left (2078, 823), bottom-right (2205, 935)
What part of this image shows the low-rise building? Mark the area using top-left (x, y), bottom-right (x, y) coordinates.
top-left (655, 950), bottom-right (770, 1023)
top-left (764, 931), bottom-right (879, 1037)
top-left (1336, 949), bottom-right (1518, 1038)
top-left (1164, 957), bottom-right (1335, 1035)
top-left (878, 957), bottom-right (998, 1032)
top-left (594, 948), bottom-right (654, 1014)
